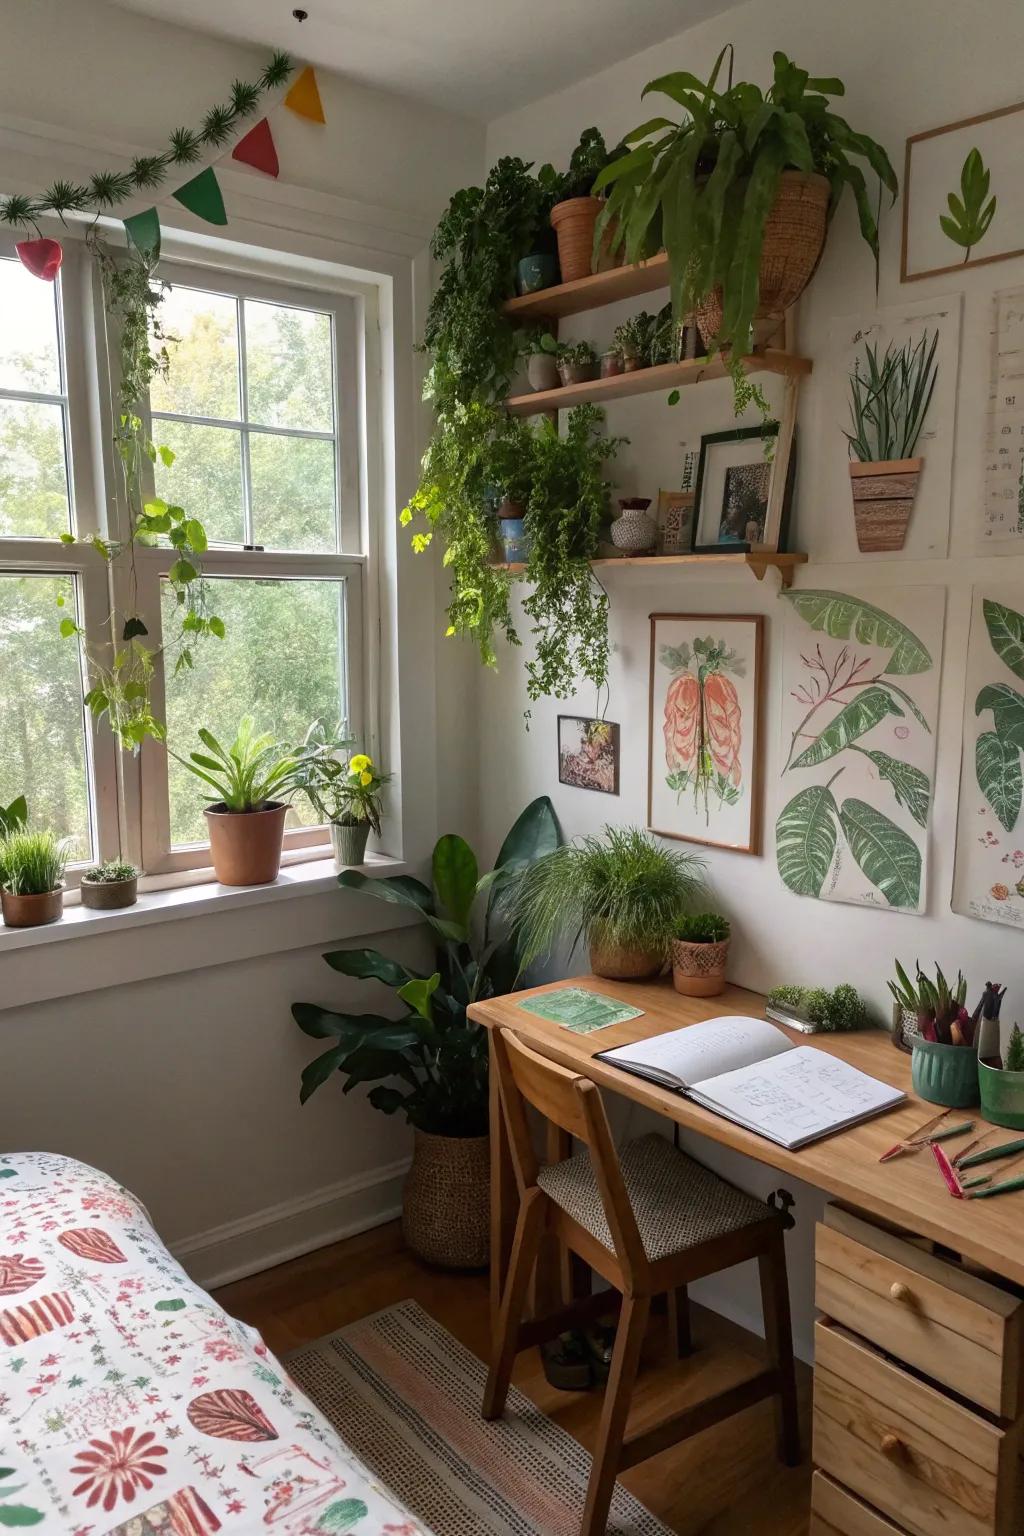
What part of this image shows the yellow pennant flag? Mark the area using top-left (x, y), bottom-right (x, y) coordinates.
top-left (284, 66), bottom-right (325, 124)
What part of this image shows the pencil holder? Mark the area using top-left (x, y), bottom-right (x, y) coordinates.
top-left (911, 1037), bottom-right (979, 1109)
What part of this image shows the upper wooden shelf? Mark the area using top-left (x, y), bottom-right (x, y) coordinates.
top-left (502, 252), bottom-right (671, 322)
top-left (505, 350), bottom-right (812, 416)
top-left (494, 551), bottom-right (808, 589)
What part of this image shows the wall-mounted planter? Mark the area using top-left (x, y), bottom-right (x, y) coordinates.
top-left (911, 1036), bottom-right (979, 1108)
top-left (978, 1016), bottom-right (1024, 1129)
top-left (849, 457), bottom-right (923, 552)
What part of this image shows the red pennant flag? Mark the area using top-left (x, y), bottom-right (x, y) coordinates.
top-left (173, 166), bottom-right (228, 226)
top-left (232, 118), bottom-right (279, 178)
top-left (284, 66), bottom-right (325, 124)
top-left (16, 237), bottom-right (63, 281)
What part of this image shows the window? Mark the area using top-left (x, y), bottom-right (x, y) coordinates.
top-left (0, 242), bottom-right (367, 886)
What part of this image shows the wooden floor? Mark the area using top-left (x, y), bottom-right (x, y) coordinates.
top-left (216, 1221), bottom-right (813, 1535)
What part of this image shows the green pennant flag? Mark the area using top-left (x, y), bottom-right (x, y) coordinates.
top-left (123, 207), bottom-right (161, 259)
top-left (172, 166), bottom-right (227, 226)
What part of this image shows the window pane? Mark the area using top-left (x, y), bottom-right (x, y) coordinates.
top-left (152, 421), bottom-right (244, 545)
top-left (249, 433), bottom-right (337, 552)
top-left (245, 300), bottom-right (334, 432)
top-left (0, 573), bottom-right (93, 861)
top-left (151, 285), bottom-right (240, 420)
top-left (0, 257), bottom-right (61, 394)
top-left (0, 399), bottom-right (71, 537)
top-left (162, 576), bottom-right (348, 847)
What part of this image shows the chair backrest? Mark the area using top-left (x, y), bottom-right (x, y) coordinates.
top-left (493, 1028), bottom-right (647, 1281)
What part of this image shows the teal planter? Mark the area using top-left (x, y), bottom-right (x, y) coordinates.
top-left (911, 1038), bottom-right (979, 1109)
top-left (517, 254), bottom-right (558, 294)
top-left (977, 1017), bottom-right (1024, 1128)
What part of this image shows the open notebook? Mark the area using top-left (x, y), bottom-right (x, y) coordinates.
top-left (596, 1015), bottom-right (904, 1150)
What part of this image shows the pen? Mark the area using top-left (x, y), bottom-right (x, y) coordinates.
top-left (957, 1136), bottom-right (1024, 1171)
top-left (968, 1174), bottom-right (1024, 1200)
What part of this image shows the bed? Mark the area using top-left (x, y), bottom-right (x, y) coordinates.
top-left (0, 1152), bottom-right (425, 1535)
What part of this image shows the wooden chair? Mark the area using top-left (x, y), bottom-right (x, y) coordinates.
top-left (483, 1027), bottom-right (800, 1536)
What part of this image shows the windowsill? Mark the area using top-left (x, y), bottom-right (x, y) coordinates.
top-left (0, 852), bottom-right (407, 953)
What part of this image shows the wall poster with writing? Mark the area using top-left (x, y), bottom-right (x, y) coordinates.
top-left (984, 287), bottom-right (1024, 548)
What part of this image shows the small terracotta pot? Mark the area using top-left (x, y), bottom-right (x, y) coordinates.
top-left (80, 875), bottom-right (138, 911)
top-left (1, 886), bottom-right (64, 928)
top-left (671, 937), bottom-right (729, 997)
top-left (622, 354), bottom-right (646, 373)
top-left (589, 928), bottom-right (662, 981)
top-left (205, 801), bottom-right (287, 886)
top-left (848, 458), bottom-right (923, 552)
top-left (557, 358), bottom-right (599, 387)
top-left (496, 498), bottom-right (525, 521)
top-left (527, 353), bottom-right (559, 392)
top-left (550, 196), bottom-right (602, 282)
top-left (600, 350), bottom-right (623, 378)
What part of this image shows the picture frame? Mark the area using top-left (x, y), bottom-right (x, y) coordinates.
top-left (656, 489), bottom-right (694, 555)
top-left (647, 613), bottom-right (765, 854)
top-left (690, 425), bottom-right (793, 554)
top-left (557, 715), bottom-right (620, 796)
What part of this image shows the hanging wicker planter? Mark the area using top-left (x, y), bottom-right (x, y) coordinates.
top-left (550, 196), bottom-right (603, 282)
top-left (696, 170), bottom-right (831, 349)
top-left (402, 1130), bottom-right (490, 1270)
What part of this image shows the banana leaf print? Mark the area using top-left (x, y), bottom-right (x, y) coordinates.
top-left (838, 798), bottom-right (922, 908)
top-left (776, 782), bottom-right (840, 896)
top-left (977, 682), bottom-right (1024, 750)
top-left (983, 598), bottom-right (1024, 680)
top-left (790, 686), bottom-right (903, 768)
top-left (662, 637), bottom-right (744, 825)
top-left (858, 750), bottom-right (931, 828)
top-left (782, 590), bottom-right (932, 675)
top-left (976, 731), bottom-right (1023, 831)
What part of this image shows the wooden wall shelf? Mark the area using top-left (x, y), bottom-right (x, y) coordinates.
top-left (492, 551), bottom-right (808, 589)
top-left (505, 351), bottom-right (812, 416)
top-left (502, 252), bottom-right (670, 322)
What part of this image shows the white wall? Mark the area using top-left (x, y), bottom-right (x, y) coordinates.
top-left (481, 0), bottom-right (1024, 1354)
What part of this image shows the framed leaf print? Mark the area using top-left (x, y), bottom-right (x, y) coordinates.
top-left (648, 613), bottom-right (764, 854)
top-left (776, 588), bottom-right (944, 912)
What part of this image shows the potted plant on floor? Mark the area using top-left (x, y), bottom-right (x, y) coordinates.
top-left (508, 824), bottom-right (706, 980)
top-left (298, 724), bottom-right (390, 868)
top-left (845, 330), bottom-right (939, 552)
top-left (671, 912), bottom-right (731, 996)
top-left (80, 860), bottom-right (139, 911)
top-left (889, 960), bottom-right (978, 1108)
top-left (293, 797), bottom-right (562, 1269)
top-left (172, 716), bottom-right (304, 887)
top-left (595, 50), bottom-right (898, 416)
top-left (547, 127), bottom-right (617, 282)
top-left (0, 827), bottom-right (70, 928)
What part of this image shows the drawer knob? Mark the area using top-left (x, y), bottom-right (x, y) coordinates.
top-left (880, 1433), bottom-right (905, 1460)
top-left (889, 1281), bottom-right (912, 1303)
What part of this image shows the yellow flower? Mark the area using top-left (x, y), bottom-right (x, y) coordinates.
top-left (349, 753), bottom-right (371, 774)
top-left (359, 770), bottom-right (373, 787)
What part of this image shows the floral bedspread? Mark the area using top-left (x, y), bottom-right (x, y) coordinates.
top-left (0, 1153), bottom-right (425, 1535)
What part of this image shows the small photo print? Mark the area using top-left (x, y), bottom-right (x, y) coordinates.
top-left (657, 489), bottom-right (695, 554)
top-left (557, 716), bottom-right (620, 795)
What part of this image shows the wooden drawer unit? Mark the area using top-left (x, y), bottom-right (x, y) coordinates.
top-left (813, 1322), bottom-right (1022, 1536)
top-left (816, 1206), bottom-right (1024, 1418)
top-left (810, 1471), bottom-right (908, 1535)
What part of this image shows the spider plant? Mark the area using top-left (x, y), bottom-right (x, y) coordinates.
top-left (171, 716), bottom-right (302, 812)
top-left (0, 829), bottom-right (70, 895)
top-left (846, 330), bottom-right (939, 462)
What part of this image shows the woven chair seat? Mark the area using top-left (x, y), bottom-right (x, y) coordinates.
top-left (537, 1132), bottom-right (771, 1262)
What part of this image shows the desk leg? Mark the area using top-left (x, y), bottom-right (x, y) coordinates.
top-left (489, 1032), bottom-right (517, 1331)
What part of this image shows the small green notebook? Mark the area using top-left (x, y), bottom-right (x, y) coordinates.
top-left (516, 988), bottom-right (644, 1034)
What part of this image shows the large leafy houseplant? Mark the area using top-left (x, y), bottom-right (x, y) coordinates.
top-left (293, 797), bottom-right (561, 1135)
top-left (594, 49), bottom-right (898, 413)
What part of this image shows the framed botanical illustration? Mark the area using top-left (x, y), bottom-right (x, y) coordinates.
top-left (690, 425), bottom-right (793, 553)
top-left (648, 613), bottom-right (765, 854)
top-left (557, 716), bottom-right (620, 795)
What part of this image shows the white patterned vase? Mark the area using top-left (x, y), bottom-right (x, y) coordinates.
top-left (611, 498), bottom-right (657, 553)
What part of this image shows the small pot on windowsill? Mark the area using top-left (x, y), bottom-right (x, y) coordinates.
top-left (1, 886), bottom-right (64, 928)
top-left (80, 874), bottom-right (138, 911)
top-left (330, 819), bottom-right (371, 869)
top-left (205, 801), bottom-right (287, 886)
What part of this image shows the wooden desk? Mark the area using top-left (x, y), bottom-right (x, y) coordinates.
top-left (468, 976), bottom-right (1024, 1320)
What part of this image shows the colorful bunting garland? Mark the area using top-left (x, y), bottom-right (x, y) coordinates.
top-left (232, 118), bottom-right (280, 179)
top-left (284, 66), bottom-right (326, 124)
top-left (14, 238), bottom-right (63, 282)
top-left (173, 166), bottom-right (227, 227)
top-left (123, 207), bottom-right (161, 261)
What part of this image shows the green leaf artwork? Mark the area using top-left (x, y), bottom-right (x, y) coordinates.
top-left (976, 731), bottom-right (1023, 832)
top-left (782, 590), bottom-right (932, 674)
top-left (976, 682), bottom-right (1024, 750)
top-left (838, 798), bottom-right (922, 908)
top-left (970, 597), bottom-right (1024, 838)
top-left (790, 686), bottom-right (902, 768)
top-left (860, 749), bottom-right (931, 828)
top-left (983, 598), bottom-right (1024, 681)
top-left (939, 147), bottom-right (996, 262)
top-left (776, 782), bottom-right (840, 897)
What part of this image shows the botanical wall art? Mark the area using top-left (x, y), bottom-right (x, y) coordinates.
top-left (776, 589), bottom-right (943, 912)
top-left (815, 297), bottom-right (961, 561)
top-left (648, 614), bottom-right (764, 855)
top-left (983, 287), bottom-right (1024, 549)
top-left (952, 589), bottom-right (1024, 931)
top-left (557, 716), bottom-right (620, 795)
top-left (903, 102), bottom-right (1024, 281)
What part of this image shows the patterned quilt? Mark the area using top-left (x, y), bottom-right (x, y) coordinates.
top-left (0, 1153), bottom-right (426, 1535)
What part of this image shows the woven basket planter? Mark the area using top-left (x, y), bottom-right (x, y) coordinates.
top-left (696, 170), bottom-right (830, 348)
top-left (589, 928), bottom-right (663, 980)
top-left (402, 1130), bottom-right (490, 1270)
top-left (849, 458), bottom-right (923, 552)
top-left (671, 936), bottom-right (729, 997)
top-left (550, 196), bottom-right (603, 282)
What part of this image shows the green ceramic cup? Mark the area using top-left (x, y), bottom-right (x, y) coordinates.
top-left (911, 1038), bottom-right (979, 1109)
top-left (979, 1061), bottom-right (1024, 1129)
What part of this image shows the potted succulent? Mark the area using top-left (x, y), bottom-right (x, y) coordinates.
top-left (80, 859), bottom-right (138, 911)
top-left (508, 824), bottom-right (706, 980)
top-left (889, 961), bottom-right (978, 1108)
top-left (975, 984), bottom-right (1024, 1130)
top-left (546, 127), bottom-right (617, 282)
top-left (0, 827), bottom-right (70, 928)
top-left (172, 716), bottom-right (304, 887)
top-left (671, 912), bottom-right (731, 996)
top-left (614, 311), bottom-right (659, 371)
top-left (294, 797), bottom-right (561, 1268)
top-left (846, 330), bottom-right (939, 552)
top-left (595, 50), bottom-right (897, 415)
top-left (298, 724), bottom-right (390, 868)
top-left (525, 330), bottom-right (559, 392)
top-left (556, 339), bottom-right (599, 386)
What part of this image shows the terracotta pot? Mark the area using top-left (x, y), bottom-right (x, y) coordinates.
top-left (527, 353), bottom-right (559, 392)
top-left (550, 196), bottom-right (603, 282)
top-left (1, 886), bottom-right (63, 928)
top-left (496, 498), bottom-right (525, 521)
top-left (696, 170), bottom-right (830, 349)
top-left (402, 1130), bottom-right (489, 1269)
top-left (205, 801), bottom-right (287, 886)
top-left (848, 458), bottom-right (923, 552)
top-left (600, 350), bottom-right (623, 379)
top-left (330, 820), bottom-right (370, 869)
top-left (622, 354), bottom-right (646, 373)
top-left (671, 936), bottom-right (729, 997)
top-left (589, 928), bottom-right (663, 980)
top-left (80, 874), bottom-right (138, 911)
top-left (557, 358), bottom-right (599, 387)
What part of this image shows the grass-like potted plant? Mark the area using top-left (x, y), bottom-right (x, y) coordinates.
top-left (299, 725), bottom-right (390, 868)
top-left (889, 960), bottom-right (978, 1108)
top-left (546, 128), bottom-right (617, 282)
top-left (671, 911), bottom-right (730, 996)
top-left (556, 339), bottom-right (599, 386)
top-left (173, 716), bottom-right (304, 887)
top-left (846, 330), bottom-right (939, 552)
top-left (0, 828), bottom-right (70, 928)
top-left (294, 797), bottom-right (561, 1268)
top-left (80, 859), bottom-right (138, 911)
top-left (508, 824), bottom-right (706, 980)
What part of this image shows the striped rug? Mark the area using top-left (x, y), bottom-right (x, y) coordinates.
top-left (287, 1299), bottom-right (673, 1536)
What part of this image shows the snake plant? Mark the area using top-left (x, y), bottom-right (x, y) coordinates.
top-left (846, 330), bottom-right (938, 462)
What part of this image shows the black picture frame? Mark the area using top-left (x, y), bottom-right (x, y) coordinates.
top-left (689, 423), bottom-right (795, 555)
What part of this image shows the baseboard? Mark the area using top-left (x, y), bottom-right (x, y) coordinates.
top-left (172, 1157), bottom-right (411, 1291)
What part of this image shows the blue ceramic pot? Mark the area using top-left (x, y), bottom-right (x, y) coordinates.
top-left (500, 518), bottom-right (530, 564)
top-left (911, 1038), bottom-right (979, 1109)
top-left (517, 254), bottom-right (559, 294)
